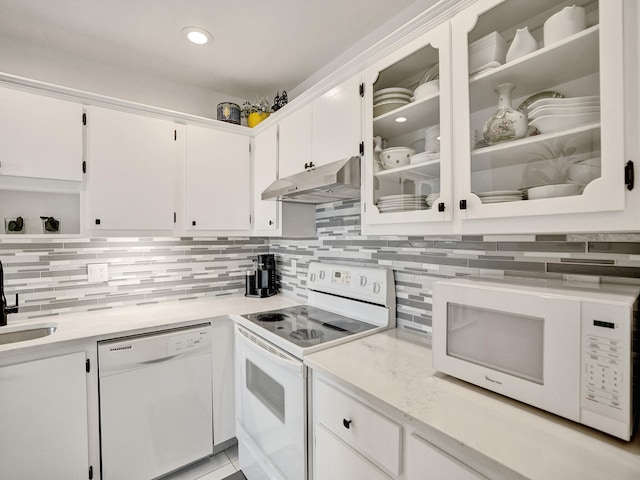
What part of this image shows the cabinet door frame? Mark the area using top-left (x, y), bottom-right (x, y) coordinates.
top-left (451, 0), bottom-right (629, 232)
top-left (361, 22), bottom-right (455, 236)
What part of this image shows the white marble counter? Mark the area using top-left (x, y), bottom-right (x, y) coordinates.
top-left (305, 328), bottom-right (640, 480)
top-left (0, 294), bottom-right (301, 356)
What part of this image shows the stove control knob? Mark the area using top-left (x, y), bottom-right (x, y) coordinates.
top-left (359, 275), bottom-right (367, 287)
top-left (310, 273), bottom-right (316, 282)
top-left (319, 270), bottom-right (326, 280)
top-left (373, 282), bottom-right (381, 294)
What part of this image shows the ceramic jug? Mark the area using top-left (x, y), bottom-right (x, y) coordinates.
top-left (483, 83), bottom-right (528, 145)
top-left (543, 5), bottom-right (586, 47)
top-left (506, 26), bottom-right (538, 62)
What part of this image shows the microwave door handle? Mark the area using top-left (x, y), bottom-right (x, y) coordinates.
top-left (236, 325), bottom-right (303, 375)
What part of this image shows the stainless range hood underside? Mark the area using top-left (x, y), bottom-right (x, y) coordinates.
top-left (261, 156), bottom-right (361, 204)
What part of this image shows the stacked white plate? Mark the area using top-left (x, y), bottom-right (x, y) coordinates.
top-left (527, 183), bottom-right (583, 200)
top-left (376, 194), bottom-right (429, 213)
top-left (425, 125), bottom-right (440, 153)
top-left (426, 194), bottom-right (440, 208)
top-left (528, 96), bottom-right (600, 133)
top-left (373, 87), bottom-right (413, 117)
top-left (475, 190), bottom-right (524, 204)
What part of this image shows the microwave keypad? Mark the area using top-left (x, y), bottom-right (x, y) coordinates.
top-left (584, 334), bottom-right (624, 410)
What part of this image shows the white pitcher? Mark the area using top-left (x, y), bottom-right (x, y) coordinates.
top-left (543, 5), bottom-right (586, 47)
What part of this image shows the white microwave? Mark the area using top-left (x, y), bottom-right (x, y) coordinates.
top-left (432, 276), bottom-right (640, 440)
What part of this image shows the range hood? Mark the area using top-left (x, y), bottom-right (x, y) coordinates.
top-left (261, 156), bottom-right (361, 204)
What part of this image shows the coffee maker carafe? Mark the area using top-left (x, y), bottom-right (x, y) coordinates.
top-left (245, 254), bottom-right (277, 298)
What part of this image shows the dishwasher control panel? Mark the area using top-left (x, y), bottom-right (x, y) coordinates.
top-left (167, 328), bottom-right (210, 355)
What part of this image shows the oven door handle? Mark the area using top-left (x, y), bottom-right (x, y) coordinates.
top-left (236, 325), bottom-right (304, 375)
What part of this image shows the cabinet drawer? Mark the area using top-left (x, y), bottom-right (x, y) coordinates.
top-left (314, 378), bottom-right (402, 476)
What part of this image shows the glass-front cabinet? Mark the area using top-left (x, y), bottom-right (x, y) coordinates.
top-left (362, 23), bottom-right (453, 232)
top-left (452, 0), bottom-right (624, 229)
top-left (363, 0), bottom-right (635, 235)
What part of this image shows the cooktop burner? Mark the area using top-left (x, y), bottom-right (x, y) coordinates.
top-left (255, 312), bottom-right (287, 322)
top-left (242, 305), bottom-right (376, 348)
top-left (290, 328), bottom-right (324, 341)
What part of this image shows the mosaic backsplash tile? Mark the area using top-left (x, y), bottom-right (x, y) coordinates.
top-left (3, 200), bottom-right (640, 332)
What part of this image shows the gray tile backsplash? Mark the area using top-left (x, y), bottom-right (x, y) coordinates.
top-left (4, 200), bottom-right (640, 332)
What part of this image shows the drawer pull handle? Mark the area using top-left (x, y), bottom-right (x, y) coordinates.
top-left (343, 419), bottom-right (352, 429)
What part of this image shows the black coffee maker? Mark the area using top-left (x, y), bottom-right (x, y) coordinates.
top-left (245, 254), bottom-right (277, 298)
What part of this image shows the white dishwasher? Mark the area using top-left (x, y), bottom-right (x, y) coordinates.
top-left (98, 323), bottom-right (213, 480)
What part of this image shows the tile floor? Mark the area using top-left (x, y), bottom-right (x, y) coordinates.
top-left (164, 443), bottom-right (244, 480)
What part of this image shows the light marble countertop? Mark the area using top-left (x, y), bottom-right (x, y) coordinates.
top-left (305, 328), bottom-right (640, 480)
top-left (0, 294), bottom-right (301, 356)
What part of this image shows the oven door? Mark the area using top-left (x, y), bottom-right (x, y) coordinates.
top-left (432, 281), bottom-right (582, 421)
top-left (235, 325), bottom-right (305, 480)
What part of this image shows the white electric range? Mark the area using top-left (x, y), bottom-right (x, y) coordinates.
top-left (234, 261), bottom-right (396, 480)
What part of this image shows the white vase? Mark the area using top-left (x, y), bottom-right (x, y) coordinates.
top-left (506, 27), bottom-right (538, 62)
top-left (543, 5), bottom-right (586, 47)
top-left (483, 83), bottom-right (528, 145)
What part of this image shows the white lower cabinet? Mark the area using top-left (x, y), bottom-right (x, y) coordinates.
top-left (312, 373), bottom-right (486, 480)
top-left (0, 352), bottom-right (89, 479)
top-left (315, 424), bottom-right (392, 480)
top-left (406, 433), bottom-right (486, 480)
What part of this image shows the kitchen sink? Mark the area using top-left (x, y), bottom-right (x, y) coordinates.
top-left (0, 323), bottom-right (57, 346)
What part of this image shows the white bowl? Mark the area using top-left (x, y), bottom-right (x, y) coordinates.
top-left (413, 80), bottom-right (439, 101)
top-left (568, 164), bottom-right (600, 184)
top-left (529, 112), bottom-right (600, 133)
top-left (528, 183), bottom-right (583, 200)
top-left (379, 147), bottom-right (415, 168)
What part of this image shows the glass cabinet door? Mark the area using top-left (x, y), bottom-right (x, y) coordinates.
top-left (363, 23), bottom-right (453, 228)
top-left (451, 0), bottom-right (625, 222)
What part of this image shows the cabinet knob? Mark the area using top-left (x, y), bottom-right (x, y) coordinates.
top-left (304, 162), bottom-right (315, 169)
top-left (438, 202), bottom-right (445, 212)
top-left (269, 220), bottom-right (274, 225)
top-left (343, 419), bottom-right (352, 429)
top-left (459, 199), bottom-right (467, 210)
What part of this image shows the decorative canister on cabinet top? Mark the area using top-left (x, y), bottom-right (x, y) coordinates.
top-left (483, 83), bottom-right (528, 145)
top-left (217, 102), bottom-right (241, 125)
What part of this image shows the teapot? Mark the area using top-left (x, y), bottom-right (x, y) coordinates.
top-left (543, 5), bottom-right (586, 47)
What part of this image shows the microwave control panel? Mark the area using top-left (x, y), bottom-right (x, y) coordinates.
top-left (580, 301), bottom-right (632, 426)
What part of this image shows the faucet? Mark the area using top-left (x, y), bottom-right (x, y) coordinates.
top-left (1, 260), bottom-right (19, 327)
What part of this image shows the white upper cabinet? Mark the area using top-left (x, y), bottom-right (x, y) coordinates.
top-left (185, 125), bottom-right (251, 232)
top-left (451, 0), bottom-right (627, 233)
top-left (279, 103), bottom-right (313, 178)
top-left (86, 106), bottom-right (180, 232)
top-left (364, 0), bottom-right (637, 235)
top-left (0, 86), bottom-right (83, 181)
top-left (312, 74), bottom-right (363, 166)
top-left (279, 75), bottom-right (363, 179)
top-left (362, 23), bottom-right (453, 235)
top-left (252, 123), bottom-right (280, 232)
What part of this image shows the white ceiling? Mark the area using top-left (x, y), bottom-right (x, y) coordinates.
top-left (0, 0), bottom-right (420, 100)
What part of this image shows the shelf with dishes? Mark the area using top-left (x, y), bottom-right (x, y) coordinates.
top-left (375, 157), bottom-right (441, 180)
top-left (471, 121), bottom-right (600, 172)
top-left (468, 24), bottom-right (599, 113)
top-left (373, 90), bottom-right (440, 139)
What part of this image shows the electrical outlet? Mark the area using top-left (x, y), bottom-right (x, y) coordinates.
top-left (88, 263), bottom-right (108, 283)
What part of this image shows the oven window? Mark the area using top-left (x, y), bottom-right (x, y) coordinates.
top-left (447, 303), bottom-right (544, 384)
top-left (246, 359), bottom-right (285, 423)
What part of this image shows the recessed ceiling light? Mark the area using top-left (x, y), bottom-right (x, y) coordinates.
top-left (182, 26), bottom-right (212, 45)
top-left (395, 117), bottom-right (408, 123)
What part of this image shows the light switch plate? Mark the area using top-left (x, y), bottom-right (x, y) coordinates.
top-left (88, 263), bottom-right (108, 283)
